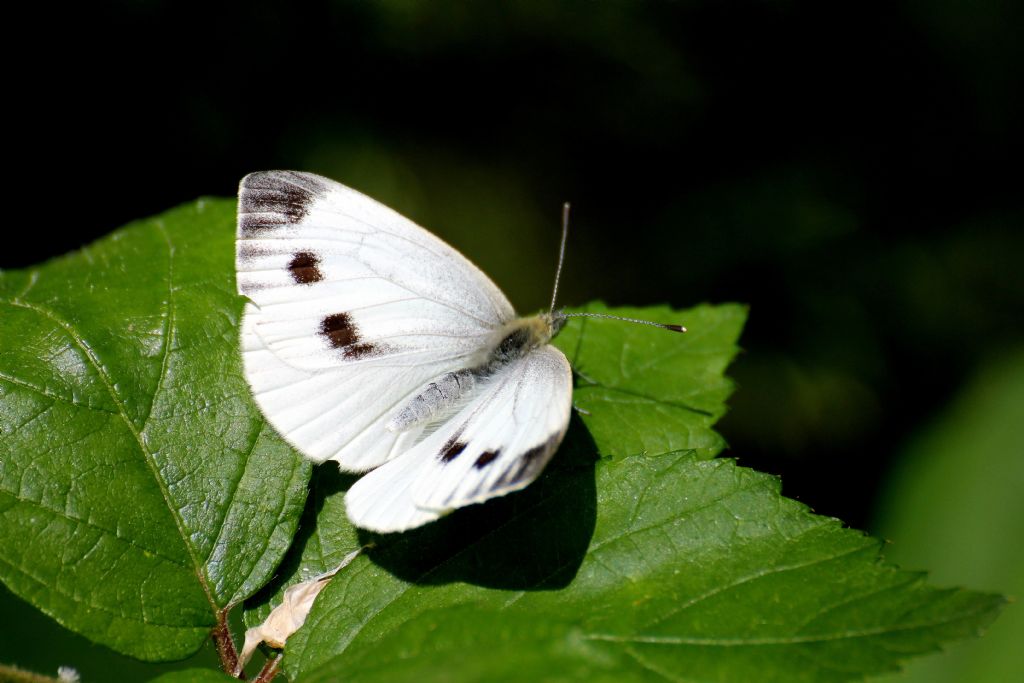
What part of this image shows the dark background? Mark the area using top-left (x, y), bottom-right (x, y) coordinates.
top-left (5, 0), bottom-right (1022, 613)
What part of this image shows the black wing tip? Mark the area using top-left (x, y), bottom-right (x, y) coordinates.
top-left (239, 170), bottom-right (328, 192)
top-left (237, 171), bottom-right (329, 236)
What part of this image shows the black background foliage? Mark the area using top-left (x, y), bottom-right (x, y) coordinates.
top-left (8, 0), bottom-right (1022, 531)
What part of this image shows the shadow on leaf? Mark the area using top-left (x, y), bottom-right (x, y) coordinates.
top-left (360, 412), bottom-right (599, 591)
top-left (246, 413), bottom-right (598, 614)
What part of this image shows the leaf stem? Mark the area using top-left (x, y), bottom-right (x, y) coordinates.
top-left (212, 608), bottom-right (241, 678)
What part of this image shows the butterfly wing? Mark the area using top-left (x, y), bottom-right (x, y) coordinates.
top-left (237, 171), bottom-right (516, 471)
top-left (345, 344), bottom-right (573, 532)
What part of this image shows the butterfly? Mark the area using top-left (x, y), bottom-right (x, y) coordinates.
top-left (235, 171), bottom-right (683, 532)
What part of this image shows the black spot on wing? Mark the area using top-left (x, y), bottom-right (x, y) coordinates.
top-left (473, 449), bottom-right (501, 469)
top-left (439, 437), bottom-right (468, 463)
top-left (238, 171), bottom-right (326, 235)
top-left (288, 251), bottom-right (323, 284)
top-left (320, 312), bottom-right (379, 359)
top-left (321, 312), bottom-right (358, 347)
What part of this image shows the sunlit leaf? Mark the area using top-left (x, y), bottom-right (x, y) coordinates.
top-left (0, 200), bottom-right (310, 660)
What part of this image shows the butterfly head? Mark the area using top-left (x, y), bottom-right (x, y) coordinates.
top-left (544, 310), bottom-right (569, 339)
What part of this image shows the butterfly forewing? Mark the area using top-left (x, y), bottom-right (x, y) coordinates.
top-left (241, 313), bottom-right (428, 469)
top-left (236, 171), bottom-right (517, 471)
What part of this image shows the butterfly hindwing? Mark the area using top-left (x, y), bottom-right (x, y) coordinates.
top-left (344, 345), bottom-right (573, 532)
top-left (236, 171), bottom-right (517, 471)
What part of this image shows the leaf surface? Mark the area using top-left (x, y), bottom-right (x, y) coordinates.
top-left (0, 200), bottom-right (311, 660)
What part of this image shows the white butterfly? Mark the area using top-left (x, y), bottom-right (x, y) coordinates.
top-left (236, 171), bottom-right (682, 533)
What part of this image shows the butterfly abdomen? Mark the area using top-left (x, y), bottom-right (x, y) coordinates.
top-left (386, 369), bottom-right (476, 432)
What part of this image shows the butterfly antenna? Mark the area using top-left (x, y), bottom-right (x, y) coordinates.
top-left (549, 202), bottom-right (571, 313)
top-left (548, 203), bottom-right (686, 334)
top-left (563, 311), bottom-right (686, 333)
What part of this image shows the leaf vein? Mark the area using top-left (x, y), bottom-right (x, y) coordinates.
top-left (640, 537), bottom-right (873, 633)
top-left (622, 645), bottom-right (710, 683)
top-left (583, 602), bottom-right (998, 646)
top-left (0, 489), bottom-right (188, 566)
top-left (575, 378), bottom-right (713, 418)
top-left (142, 220), bottom-right (176, 428)
top-left (0, 551), bottom-right (207, 630)
top-left (587, 477), bottom-right (764, 556)
top-left (0, 371), bottom-right (119, 416)
top-left (6, 298), bottom-right (221, 613)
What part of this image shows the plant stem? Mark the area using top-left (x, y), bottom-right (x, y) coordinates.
top-left (0, 663), bottom-right (64, 683)
top-left (254, 654), bottom-right (283, 683)
top-left (212, 608), bottom-right (241, 677)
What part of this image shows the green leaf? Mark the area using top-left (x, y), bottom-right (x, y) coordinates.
top-left (244, 303), bottom-right (1002, 682)
top-left (558, 303), bottom-right (744, 458)
top-left (0, 200), bottom-right (311, 660)
top-left (873, 349), bottom-right (1024, 683)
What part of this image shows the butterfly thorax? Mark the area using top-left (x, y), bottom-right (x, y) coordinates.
top-left (385, 312), bottom-right (566, 434)
top-left (482, 312), bottom-right (565, 371)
